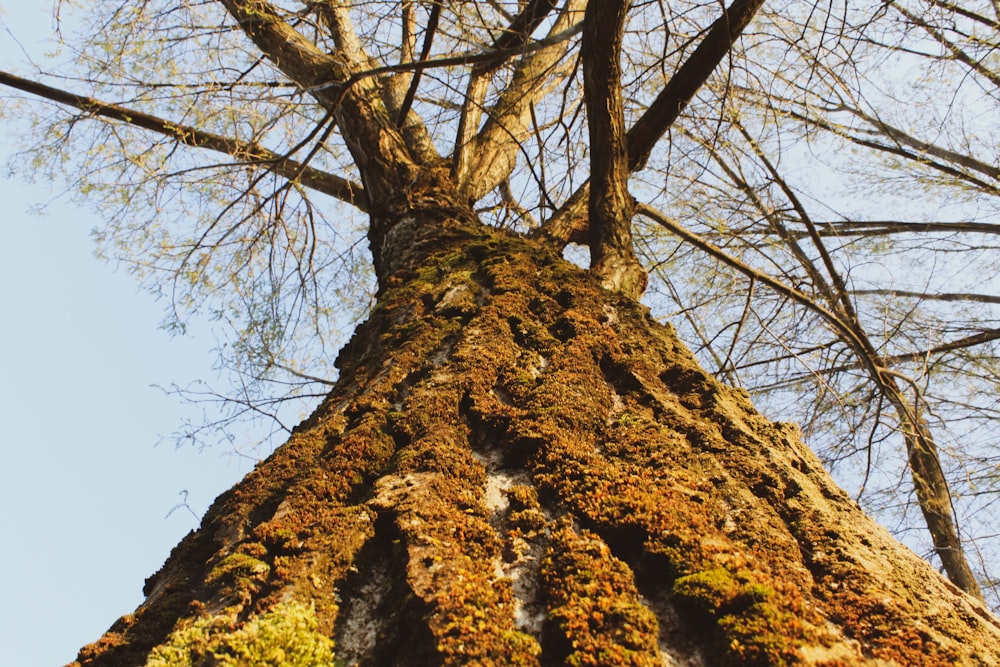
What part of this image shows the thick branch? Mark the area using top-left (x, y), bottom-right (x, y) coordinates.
top-left (0, 70), bottom-right (367, 210)
top-left (482, 0), bottom-right (562, 72)
top-left (455, 0), bottom-right (586, 201)
top-left (582, 0), bottom-right (645, 298)
top-left (626, 0), bottom-right (765, 171)
top-left (453, 0), bottom-right (560, 186)
top-left (539, 0), bottom-right (765, 247)
top-left (313, 0), bottom-right (439, 165)
top-left (218, 0), bottom-right (416, 209)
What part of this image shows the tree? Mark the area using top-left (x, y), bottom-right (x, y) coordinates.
top-left (2, 0), bottom-right (1000, 664)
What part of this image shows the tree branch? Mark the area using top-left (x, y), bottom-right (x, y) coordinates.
top-left (0, 69), bottom-right (368, 210)
top-left (455, 0), bottom-right (586, 201)
top-left (218, 0), bottom-right (416, 208)
top-left (311, 0), bottom-right (439, 164)
top-left (767, 99), bottom-right (1000, 195)
top-left (853, 289), bottom-right (1000, 305)
top-left (453, 0), bottom-right (560, 186)
top-left (727, 219), bottom-right (1000, 239)
top-left (394, 2), bottom-right (441, 128)
top-left (539, 0), bottom-right (766, 247)
top-left (890, 1), bottom-right (1000, 90)
top-left (582, 0), bottom-right (645, 297)
top-left (626, 0), bottom-right (765, 171)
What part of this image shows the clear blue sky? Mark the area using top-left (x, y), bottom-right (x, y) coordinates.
top-left (1, 5), bottom-right (255, 665)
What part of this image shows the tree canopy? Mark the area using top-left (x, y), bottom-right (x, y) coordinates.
top-left (2, 0), bottom-right (999, 607)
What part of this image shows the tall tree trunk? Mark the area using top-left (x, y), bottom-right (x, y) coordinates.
top-left (73, 193), bottom-right (1000, 666)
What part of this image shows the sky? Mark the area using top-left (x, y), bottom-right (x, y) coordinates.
top-left (0, 6), bottom-right (258, 665)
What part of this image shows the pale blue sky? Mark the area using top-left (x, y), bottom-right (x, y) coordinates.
top-left (1, 5), bottom-right (255, 665)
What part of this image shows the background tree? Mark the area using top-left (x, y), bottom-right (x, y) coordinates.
top-left (2, 0), bottom-right (1000, 664)
top-left (631, 0), bottom-right (1000, 602)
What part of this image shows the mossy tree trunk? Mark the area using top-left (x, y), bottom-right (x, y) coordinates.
top-left (73, 188), bottom-right (1000, 666)
top-left (59, 4), bottom-right (995, 662)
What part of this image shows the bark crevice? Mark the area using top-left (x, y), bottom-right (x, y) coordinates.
top-left (334, 513), bottom-right (438, 666)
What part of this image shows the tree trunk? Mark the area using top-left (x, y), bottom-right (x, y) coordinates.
top-left (72, 195), bottom-right (1000, 666)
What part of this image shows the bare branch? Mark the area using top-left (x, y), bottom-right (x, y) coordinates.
top-left (890, 0), bottom-right (1000, 90)
top-left (853, 289), bottom-right (1000, 305)
top-left (540, 0), bottom-right (766, 247)
top-left (582, 0), bottom-right (645, 297)
top-left (455, 0), bottom-right (586, 200)
top-left (0, 69), bottom-right (367, 209)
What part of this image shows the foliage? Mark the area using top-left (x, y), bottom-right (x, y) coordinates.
top-left (144, 601), bottom-right (335, 667)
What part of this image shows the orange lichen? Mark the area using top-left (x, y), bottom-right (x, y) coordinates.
top-left (541, 521), bottom-right (661, 666)
top-left (74, 226), bottom-right (1000, 667)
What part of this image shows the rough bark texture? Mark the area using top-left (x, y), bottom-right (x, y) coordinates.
top-left (582, 0), bottom-right (647, 299)
top-left (72, 200), bottom-right (1000, 666)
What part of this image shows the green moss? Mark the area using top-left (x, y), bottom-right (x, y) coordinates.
top-left (672, 567), bottom-right (776, 615)
top-left (404, 250), bottom-right (472, 290)
top-left (741, 583), bottom-right (776, 603)
top-left (671, 567), bottom-right (741, 614)
top-left (144, 601), bottom-right (336, 667)
top-left (717, 601), bottom-right (799, 666)
top-left (206, 553), bottom-right (271, 590)
top-left (611, 412), bottom-right (643, 428)
top-left (672, 568), bottom-right (798, 665)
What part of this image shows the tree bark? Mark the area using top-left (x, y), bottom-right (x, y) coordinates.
top-left (72, 203), bottom-right (1000, 666)
top-left (582, 0), bottom-right (647, 299)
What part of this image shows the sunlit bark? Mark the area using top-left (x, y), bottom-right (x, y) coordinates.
top-left (3, 1), bottom-right (1000, 648)
top-left (73, 211), bottom-right (1000, 666)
